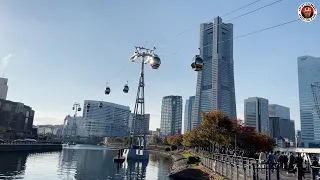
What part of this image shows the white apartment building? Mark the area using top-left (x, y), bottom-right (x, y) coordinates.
top-left (82, 100), bottom-right (130, 137)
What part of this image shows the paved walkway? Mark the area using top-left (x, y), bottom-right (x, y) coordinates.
top-left (256, 169), bottom-right (312, 180)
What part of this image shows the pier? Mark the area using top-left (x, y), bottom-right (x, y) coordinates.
top-left (0, 141), bottom-right (62, 152)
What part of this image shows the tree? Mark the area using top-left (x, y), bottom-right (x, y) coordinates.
top-left (162, 137), bottom-right (169, 145)
top-left (200, 110), bottom-right (234, 149)
top-left (167, 135), bottom-right (183, 146)
top-left (181, 109), bottom-right (276, 154)
top-left (151, 135), bottom-right (162, 145)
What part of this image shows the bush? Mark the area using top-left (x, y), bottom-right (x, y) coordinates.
top-left (187, 156), bottom-right (200, 164)
top-left (165, 147), bottom-right (171, 151)
top-left (171, 145), bottom-right (177, 151)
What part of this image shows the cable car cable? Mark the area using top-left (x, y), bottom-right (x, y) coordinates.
top-left (103, 0), bottom-right (268, 83)
top-left (159, 0), bottom-right (284, 48)
top-left (104, 0), bottom-right (288, 84)
top-left (180, 18), bottom-right (300, 59)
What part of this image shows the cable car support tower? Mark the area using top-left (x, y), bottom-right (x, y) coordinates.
top-left (124, 46), bottom-right (161, 160)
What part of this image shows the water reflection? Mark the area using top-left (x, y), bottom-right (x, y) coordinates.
top-left (0, 152), bottom-right (27, 179)
top-left (0, 145), bottom-right (172, 180)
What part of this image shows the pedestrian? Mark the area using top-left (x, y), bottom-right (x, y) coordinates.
top-left (288, 153), bottom-right (295, 174)
top-left (278, 152), bottom-right (284, 169)
top-left (267, 151), bottom-right (275, 172)
top-left (283, 153), bottom-right (288, 170)
top-left (296, 153), bottom-right (304, 180)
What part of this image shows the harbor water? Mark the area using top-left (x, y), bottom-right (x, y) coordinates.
top-left (0, 144), bottom-right (173, 180)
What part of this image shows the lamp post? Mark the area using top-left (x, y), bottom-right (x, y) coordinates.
top-left (71, 102), bottom-right (81, 141)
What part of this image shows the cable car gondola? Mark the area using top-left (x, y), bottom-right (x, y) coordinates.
top-left (123, 81), bottom-right (129, 93)
top-left (98, 102), bottom-right (103, 108)
top-left (149, 54), bottom-right (161, 69)
top-left (191, 48), bottom-right (203, 71)
top-left (105, 82), bottom-right (111, 95)
top-left (77, 107), bottom-right (81, 111)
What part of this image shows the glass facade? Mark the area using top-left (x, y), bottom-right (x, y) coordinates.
top-left (244, 97), bottom-right (269, 134)
top-left (183, 96), bottom-right (195, 133)
top-left (298, 56), bottom-right (320, 147)
top-left (82, 100), bottom-right (130, 137)
top-left (160, 96), bottom-right (182, 136)
top-left (269, 104), bottom-right (290, 119)
top-left (191, 16), bottom-right (237, 130)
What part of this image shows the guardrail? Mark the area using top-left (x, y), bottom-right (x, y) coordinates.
top-left (199, 152), bottom-right (311, 180)
top-left (0, 140), bottom-right (62, 145)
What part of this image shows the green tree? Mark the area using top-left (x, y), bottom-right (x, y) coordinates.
top-left (162, 137), bottom-right (169, 145)
top-left (151, 135), bottom-right (162, 145)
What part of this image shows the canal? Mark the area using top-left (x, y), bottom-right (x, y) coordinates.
top-left (0, 144), bottom-right (173, 180)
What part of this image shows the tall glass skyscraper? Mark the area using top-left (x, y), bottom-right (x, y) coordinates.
top-left (160, 96), bottom-right (183, 136)
top-left (183, 96), bottom-right (195, 133)
top-left (191, 16), bottom-right (237, 129)
top-left (298, 55), bottom-right (320, 148)
top-left (244, 97), bottom-right (269, 134)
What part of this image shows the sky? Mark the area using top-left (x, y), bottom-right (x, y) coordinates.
top-left (0, 0), bottom-right (319, 131)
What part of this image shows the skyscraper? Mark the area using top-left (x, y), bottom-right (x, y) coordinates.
top-left (191, 16), bottom-right (237, 130)
top-left (244, 97), bottom-right (269, 134)
top-left (183, 96), bottom-right (195, 133)
top-left (298, 55), bottom-right (320, 147)
top-left (160, 96), bottom-right (183, 136)
top-left (269, 104), bottom-right (290, 119)
top-left (0, 77), bottom-right (8, 100)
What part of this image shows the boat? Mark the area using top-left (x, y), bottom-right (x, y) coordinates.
top-left (67, 142), bottom-right (76, 146)
top-left (97, 142), bottom-right (104, 146)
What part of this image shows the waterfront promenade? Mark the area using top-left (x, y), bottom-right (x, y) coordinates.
top-left (0, 141), bottom-right (62, 152)
top-left (201, 153), bottom-right (312, 180)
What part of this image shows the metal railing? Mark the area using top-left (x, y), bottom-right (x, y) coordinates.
top-left (200, 153), bottom-right (312, 180)
top-left (0, 140), bottom-right (62, 145)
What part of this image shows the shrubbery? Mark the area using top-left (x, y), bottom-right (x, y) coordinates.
top-left (171, 145), bottom-right (177, 151)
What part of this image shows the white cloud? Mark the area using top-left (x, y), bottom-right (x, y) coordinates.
top-left (1, 54), bottom-right (12, 69)
top-left (236, 104), bottom-right (244, 120)
top-left (33, 111), bottom-right (65, 125)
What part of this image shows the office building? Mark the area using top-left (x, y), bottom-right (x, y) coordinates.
top-left (269, 117), bottom-right (295, 147)
top-left (244, 97), bottom-right (269, 134)
top-left (268, 104), bottom-right (295, 147)
top-left (269, 104), bottom-right (290, 119)
top-left (81, 100), bottom-right (130, 137)
top-left (184, 96), bottom-right (195, 133)
top-left (0, 99), bottom-right (35, 139)
top-left (160, 96), bottom-right (183, 136)
top-left (191, 16), bottom-right (237, 130)
top-left (298, 55), bottom-right (320, 147)
top-left (0, 77), bottom-right (8, 100)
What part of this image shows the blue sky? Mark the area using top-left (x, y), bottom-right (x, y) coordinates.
top-left (0, 0), bottom-right (318, 131)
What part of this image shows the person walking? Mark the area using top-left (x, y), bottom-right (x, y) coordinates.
top-left (267, 151), bottom-right (275, 172)
top-left (296, 153), bottom-right (304, 180)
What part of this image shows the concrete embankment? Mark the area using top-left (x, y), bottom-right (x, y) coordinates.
top-left (0, 144), bottom-right (62, 152)
top-left (149, 150), bottom-right (209, 180)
